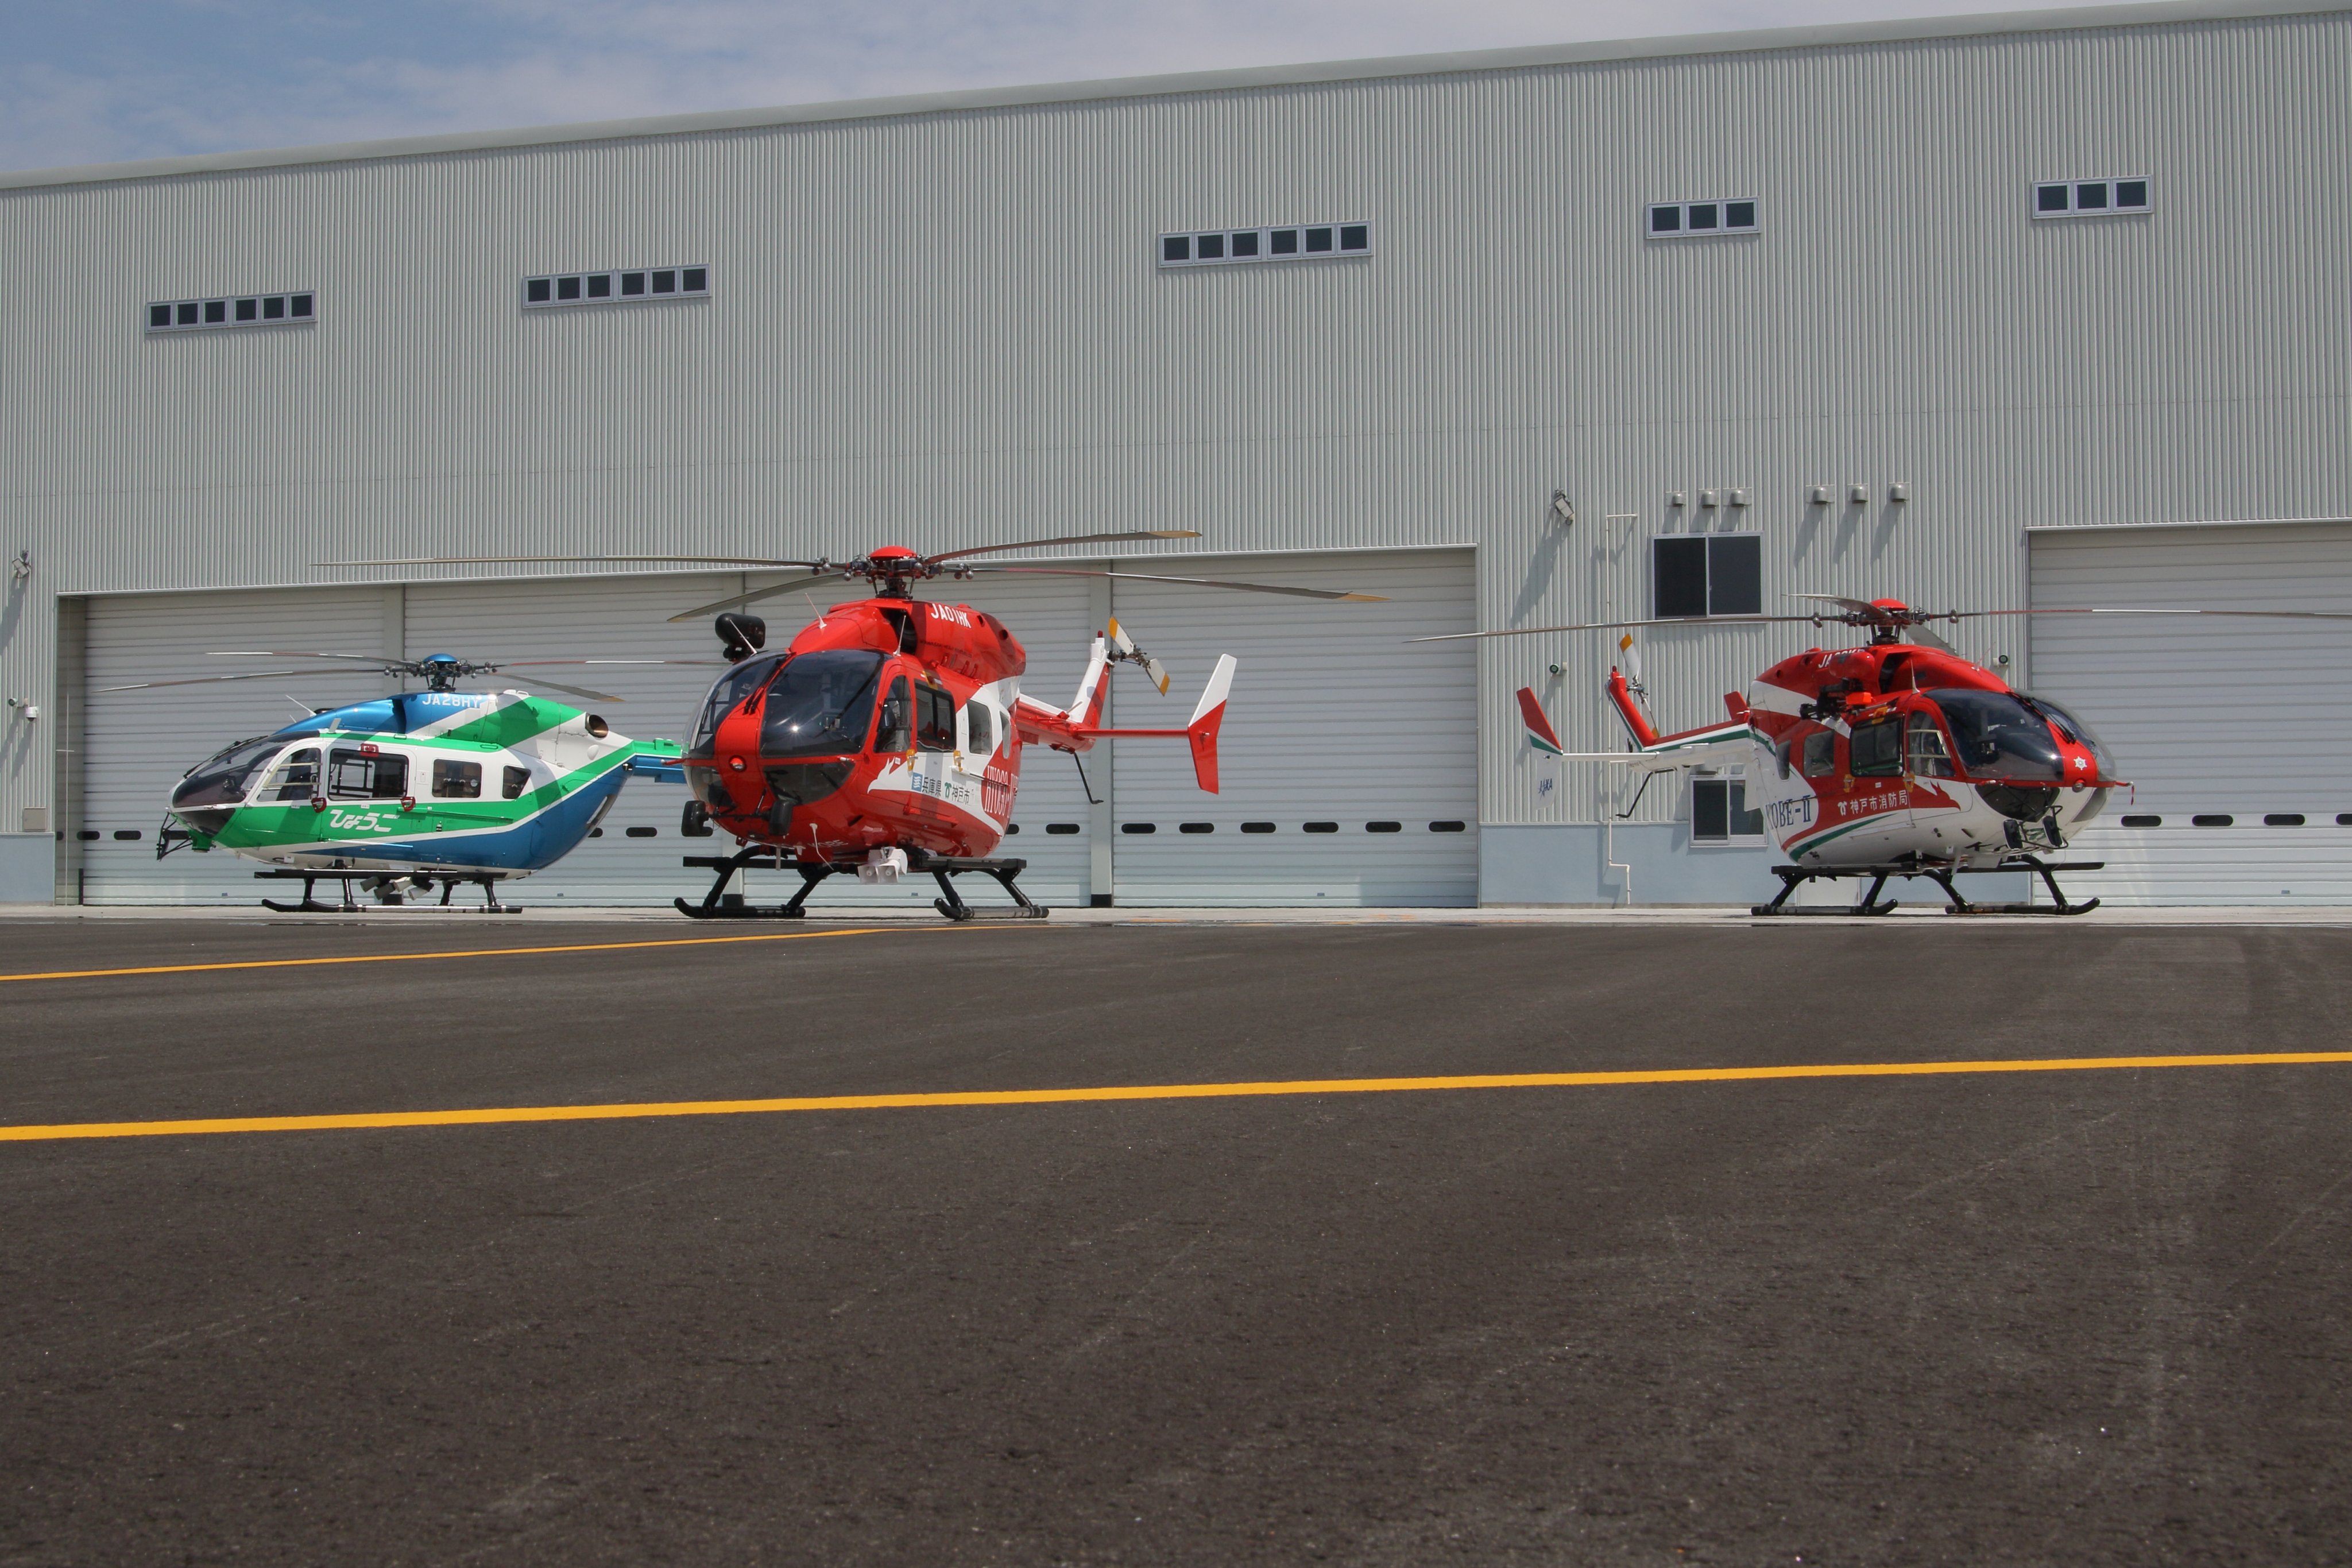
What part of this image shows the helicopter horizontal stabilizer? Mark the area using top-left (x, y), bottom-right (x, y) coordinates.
top-left (1516, 684), bottom-right (1754, 773)
top-left (625, 754), bottom-right (688, 784)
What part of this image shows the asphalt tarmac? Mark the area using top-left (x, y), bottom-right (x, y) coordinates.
top-left (4, 916), bottom-right (2351, 1566)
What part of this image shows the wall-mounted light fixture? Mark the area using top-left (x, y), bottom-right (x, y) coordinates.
top-left (1728, 488), bottom-right (1749, 508)
top-left (1668, 490), bottom-right (1686, 509)
top-left (5, 699), bottom-right (37, 722)
top-left (1889, 482), bottom-right (1909, 503)
top-left (1810, 485), bottom-right (1831, 505)
top-left (1550, 491), bottom-right (1575, 526)
top-left (8, 551), bottom-right (27, 583)
top-left (1848, 483), bottom-right (1869, 504)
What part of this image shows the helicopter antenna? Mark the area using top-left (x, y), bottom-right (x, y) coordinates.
top-left (802, 590), bottom-right (827, 628)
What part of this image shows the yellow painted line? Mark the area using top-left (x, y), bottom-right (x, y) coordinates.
top-left (5, 1051), bottom-right (2348, 1144)
top-left (0, 922), bottom-right (1013, 984)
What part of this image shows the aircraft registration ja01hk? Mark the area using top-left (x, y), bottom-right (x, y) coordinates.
top-left (1427, 594), bottom-right (2352, 916)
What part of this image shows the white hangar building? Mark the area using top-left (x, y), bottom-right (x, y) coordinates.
top-left (1, 0), bottom-right (2347, 911)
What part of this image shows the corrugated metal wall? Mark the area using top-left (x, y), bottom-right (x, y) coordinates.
top-left (2, 5), bottom-right (2347, 870)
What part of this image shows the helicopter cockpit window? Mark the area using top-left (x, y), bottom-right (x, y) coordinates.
top-left (261, 746), bottom-right (320, 803)
top-left (172, 735), bottom-right (284, 808)
top-left (876, 675), bottom-right (913, 753)
top-left (916, 683), bottom-right (956, 752)
top-left (760, 649), bottom-right (884, 758)
top-left (2022, 693), bottom-right (2113, 775)
top-left (1929, 690), bottom-right (2064, 781)
top-left (1905, 713), bottom-right (1956, 777)
top-left (503, 765), bottom-right (532, 800)
top-left (328, 748), bottom-right (409, 800)
top-left (967, 701), bottom-right (995, 756)
top-left (1850, 719), bottom-right (1902, 777)
top-left (1800, 730), bottom-right (1838, 779)
top-left (689, 653), bottom-right (788, 754)
top-left (432, 758), bottom-right (483, 799)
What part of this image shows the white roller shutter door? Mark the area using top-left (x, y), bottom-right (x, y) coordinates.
top-left (1106, 549), bottom-right (1477, 907)
top-left (81, 587), bottom-right (391, 904)
top-left (2029, 521), bottom-right (2352, 905)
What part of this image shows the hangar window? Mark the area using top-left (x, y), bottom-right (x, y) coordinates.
top-left (523, 265), bottom-right (711, 309)
top-left (2033, 178), bottom-right (2150, 219)
top-left (1691, 774), bottom-right (1765, 843)
top-left (146, 291), bottom-right (316, 333)
top-left (1648, 200), bottom-right (1758, 239)
top-left (1652, 534), bottom-right (1762, 618)
top-left (1157, 221), bottom-right (1371, 268)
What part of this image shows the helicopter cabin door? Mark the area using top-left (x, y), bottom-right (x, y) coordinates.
top-left (322, 741), bottom-right (412, 827)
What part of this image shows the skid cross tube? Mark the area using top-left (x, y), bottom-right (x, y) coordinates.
top-left (1752, 855), bottom-right (2105, 917)
top-left (676, 847), bottom-right (1050, 922)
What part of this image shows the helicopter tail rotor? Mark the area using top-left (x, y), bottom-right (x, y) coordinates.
top-left (1107, 617), bottom-right (1171, 694)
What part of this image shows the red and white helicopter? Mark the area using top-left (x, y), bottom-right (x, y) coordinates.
top-left (327, 531), bottom-right (1380, 918)
top-left (1429, 594), bottom-right (2352, 915)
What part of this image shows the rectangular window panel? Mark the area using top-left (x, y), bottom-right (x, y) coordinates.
top-left (1692, 779), bottom-right (1730, 842)
top-left (1725, 200), bottom-right (1757, 230)
top-left (148, 291), bottom-right (316, 332)
top-left (1730, 780), bottom-right (1763, 838)
top-left (1688, 203), bottom-right (1719, 231)
top-left (1707, 535), bottom-right (1763, 616)
top-left (1650, 204), bottom-right (1682, 233)
top-left (2038, 177), bottom-right (2147, 220)
top-left (524, 265), bottom-right (708, 308)
top-left (1158, 222), bottom-right (1366, 267)
top-left (1653, 537), bottom-right (1709, 618)
top-left (290, 293), bottom-right (313, 318)
top-left (1649, 199), bottom-right (1756, 240)
top-left (432, 759), bottom-right (483, 799)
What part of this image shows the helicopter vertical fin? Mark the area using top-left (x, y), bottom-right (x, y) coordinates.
top-left (1607, 668), bottom-right (1662, 748)
top-left (1185, 655), bottom-right (1236, 793)
top-left (1066, 635), bottom-right (1114, 729)
top-left (1517, 688), bottom-right (1566, 756)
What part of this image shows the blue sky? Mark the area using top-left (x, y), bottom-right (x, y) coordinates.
top-left (2, 0), bottom-right (2052, 173)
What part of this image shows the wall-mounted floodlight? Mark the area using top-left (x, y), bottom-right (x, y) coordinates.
top-left (9, 551), bottom-right (27, 583)
top-left (1889, 482), bottom-right (1909, 503)
top-left (1550, 491), bottom-right (1575, 526)
top-left (1848, 483), bottom-right (1869, 504)
top-left (1810, 485), bottom-right (1831, 505)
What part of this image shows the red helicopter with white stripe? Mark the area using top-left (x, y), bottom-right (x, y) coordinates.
top-left (328, 531), bottom-right (1380, 918)
top-left (1438, 594), bottom-right (2352, 915)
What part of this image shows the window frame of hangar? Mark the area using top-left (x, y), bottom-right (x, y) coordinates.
top-left (1647, 199), bottom-right (1759, 240)
top-left (1158, 222), bottom-right (1372, 268)
top-left (1651, 533), bottom-right (1763, 619)
top-left (1690, 771), bottom-right (1766, 846)
top-left (146, 291), bottom-right (317, 334)
top-left (2032, 177), bottom-right (2151, 220)
top-left (523, 265), bottom-right (711, 309)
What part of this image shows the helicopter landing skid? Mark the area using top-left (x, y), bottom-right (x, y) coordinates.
top-left (254, 869), bottom-right (518, 913)
top-left (677, 848), bottom-right (1050, 922)
top-left (1751, 855), bottom-right (2105, 918)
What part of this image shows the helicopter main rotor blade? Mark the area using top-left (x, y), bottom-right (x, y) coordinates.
top-left (498, 658), bottom-right (725, 669)
top-left (1906, 622), bottom-right (1959, 655)
top-left (1408, 614), bottom-right (1823, 643)
top-left (923, 529), bottom-right (1202, 566)
top-left (1786, 594), bottom-right (1892, 618)
top-left (1955, 606), bottom-right (2352, 621)
top-left (505, 676), bottom-right (625, 703)
top-left (972, 566), bottom-right (1385, 602)
top-left (208, 649), bottom-right (400, 662)
top-left (664, 574), bottom-right (840, 624)
top-left (99, 669), bottom-right (382, 692)
top-left (315, 553), bottom-right (829, 569)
